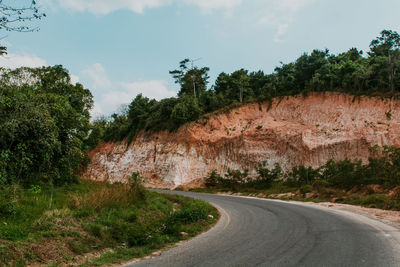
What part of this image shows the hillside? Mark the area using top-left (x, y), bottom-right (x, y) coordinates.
top-left (84, 92), bottom-right (400, 189)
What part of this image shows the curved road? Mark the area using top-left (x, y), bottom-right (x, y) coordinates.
top-left (126, 191), bottom-right (400, 267)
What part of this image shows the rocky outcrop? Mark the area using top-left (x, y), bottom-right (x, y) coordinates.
top-left (84, 92), bottom-right (400, 189)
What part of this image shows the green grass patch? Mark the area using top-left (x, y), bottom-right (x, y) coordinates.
top-left (0, 180), bottom-right (219, 266)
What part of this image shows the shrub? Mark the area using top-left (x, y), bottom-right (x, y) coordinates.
top-left (224, 169), bottom-right (248, 191)
top-left (205, 170), bottom-right (222, 188)
top-left (320, 159), bottom-right (366, 188)
top-left (128, 172), bottom-right (147, 201)
top-left (286, 165), bottom-right (319, 186)
top-left (252, 163), bottom-right (283, 189)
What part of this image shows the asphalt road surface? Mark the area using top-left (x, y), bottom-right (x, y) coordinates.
top-left (125, 191), bottom-right (400, 267)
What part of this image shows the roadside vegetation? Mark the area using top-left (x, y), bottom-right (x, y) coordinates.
top-left (192, 146), bottom-right (400, 211)
top-left (0, 174), bottom-right (218, 266)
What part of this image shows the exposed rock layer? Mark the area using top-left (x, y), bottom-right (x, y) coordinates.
top-left (84, 92), bottom-right (400, 188)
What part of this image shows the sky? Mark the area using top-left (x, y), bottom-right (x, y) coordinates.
top-left (1, 0), bottom-right (400, 117)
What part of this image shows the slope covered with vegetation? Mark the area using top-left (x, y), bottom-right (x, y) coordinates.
top-left (0, 176), bottom-right (218, 266)
top-left (91, 30), bottom-right (400, 145)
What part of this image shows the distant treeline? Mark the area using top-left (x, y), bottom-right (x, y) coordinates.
top-left (91, 30), bottom-right (400, 145)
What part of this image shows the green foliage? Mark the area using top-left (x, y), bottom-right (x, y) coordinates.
top-left (319, 159), bottom-right (365, 188)
top-left (128, 172), bottom-right (147, 201)
top-left (169, 58), bottom-right (210, 98)
top-left (202, 146), bottom-right (400, 191)
top-left (205, 170), bottom-right (222, 188)
top-left (0, 66), bottom-right (93, 186)
top-left (250, 163), bottom-right (283, 189)
top-left (286, 165), bottom-right (320, 186)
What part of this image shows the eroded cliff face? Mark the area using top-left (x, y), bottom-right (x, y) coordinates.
top-left (84, 92), bottom-right (400, 189)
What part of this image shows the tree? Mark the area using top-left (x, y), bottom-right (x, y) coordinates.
top-left (169, 59), bottom-right (210, 98)
top-left (0, 66), bottom-right (93, 186)
top-left (170, 96), bottom-right (201, 129)
top-left (369, 30), bottom-right (400, 92)
top-left (369, 30), bottom-right (400, 57)
top-left (0, 0), bottom-right (45, 54)
top-left (127, 94), bottom-right (155, 137)
top-left (214, 69), bottom-right (251, 102)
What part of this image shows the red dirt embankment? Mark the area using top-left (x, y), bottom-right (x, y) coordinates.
top-left (85, 92), bottom-right (400, 189)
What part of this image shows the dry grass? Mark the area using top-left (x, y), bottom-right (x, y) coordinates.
top-left (68, 184), bottom-right (135, 210)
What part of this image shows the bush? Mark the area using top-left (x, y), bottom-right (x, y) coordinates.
top-left (320, 159), bottom-right (366, 188)
top-left (205, 170), bottom-right (222, 188)
top-left (251, 163), bottom-right (283, 189)
top-left (286, 165), bottom-right (319, 186)
top-left (224, 169), bottom-right (248, 191)
top-left (128, 172), bottom-right (147, 201)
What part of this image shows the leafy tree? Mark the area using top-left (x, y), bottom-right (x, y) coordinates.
top-left (254, 163), bottom-right (283, 189)
top-left (170, 59), bottom-right (210, 98)
top-left (369, 30), bottom-right (400, 92)
top-left (369, 30), bottom-right (400, 57)
top-left (205, 170), bottom-right (222, 188)
top-left (127, 94), bottom-right (156, 138)
top-left (0, 66), bottom-right (92, 186)
top-left (287, 165), bottom-right (319, 186)
top-left (171, 96), bottom-right (201, 129)
top-left (225, 169), bottom-right (248, 191)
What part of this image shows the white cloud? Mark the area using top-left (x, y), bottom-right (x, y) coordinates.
top-left (58, 0), bottom-right (242, 15)
top-left (182, 0), bottom-right (242, 12)
top-left (120, 80), bottom-right (176, 100)
top-left (94, 80), bottom-right (176, 115)
top-left (55, 0), bottom-right (313, 41)
top-left (0, 53), bottom-right (47, 68)
top-left (258, 0), bottom-right (314, 42)
top-left (80, 63), bottom-right (177, 116)
top-left (59, 0), bottom-right (170, 14)
top-left (82, 63), bottom-right (112, 89)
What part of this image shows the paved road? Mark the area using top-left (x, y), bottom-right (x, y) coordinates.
top-left (126, 191), bottom-right (400, 267)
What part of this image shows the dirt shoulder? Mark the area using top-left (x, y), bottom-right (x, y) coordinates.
top-left (305, 201), bottom-right (400, 229)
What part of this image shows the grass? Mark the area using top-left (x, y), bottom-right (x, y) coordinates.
top-left (0, 180), bottom-right (219, 266)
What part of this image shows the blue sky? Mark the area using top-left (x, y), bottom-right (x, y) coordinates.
top-left (1, 0), bottom-right (400, 116)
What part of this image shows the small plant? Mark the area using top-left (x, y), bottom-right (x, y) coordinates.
top-left (128, 172), bottom-right (147, 201)
top-left (256, 125), bottom-right (263, 130)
